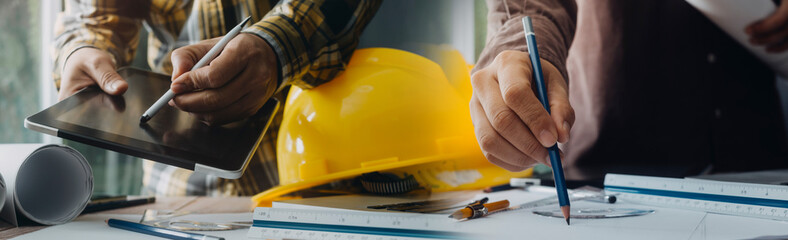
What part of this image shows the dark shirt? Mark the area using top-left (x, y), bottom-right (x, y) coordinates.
top-left (476, 0), bottom-right (788, 175)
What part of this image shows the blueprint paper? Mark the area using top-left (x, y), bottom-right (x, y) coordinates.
top-left (0, 144), bottom-right (93, 226)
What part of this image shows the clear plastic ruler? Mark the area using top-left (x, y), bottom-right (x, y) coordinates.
top-left (247, 207), bottom-right (472, 240)
top-left (496, 188), bottom-right (605, 214)
top-left (604, 174), bottom-right (788, 221)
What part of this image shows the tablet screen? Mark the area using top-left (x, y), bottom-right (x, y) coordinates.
top-left (27, 68), bottom-right (278, 176)
top-left (53, 89), bottom-right (230, 158)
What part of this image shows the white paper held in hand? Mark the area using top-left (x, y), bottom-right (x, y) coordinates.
top-left (687, 0), bottom-right (788, 78)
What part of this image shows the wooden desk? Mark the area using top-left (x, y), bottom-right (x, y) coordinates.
top-left (0, 196), bottom-right (252, 239)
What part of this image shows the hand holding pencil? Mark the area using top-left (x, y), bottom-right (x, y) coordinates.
top-left (468, 27), bottom-right (574, 172)
top-left (521, 16), bottom-right (572, 225)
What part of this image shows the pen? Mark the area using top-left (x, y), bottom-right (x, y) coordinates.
top-left (522, 16), bottom-right (572, 225)
top-left (82, 196), bottom-right (155, 214)
top-left (140, 16), bottom-right (252, 123)
top-left (106, 218), bottom-right (224, 240)
top-left (449, 198), bottom-right (510, 220)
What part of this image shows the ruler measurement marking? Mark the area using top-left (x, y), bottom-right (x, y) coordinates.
top-left (249, 208), bottom-right (465, 240)
top-left (605, 174), bottom-right (788, 221)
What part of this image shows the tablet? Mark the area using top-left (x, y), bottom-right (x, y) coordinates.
top-left (25, 67), bottom-right (279, 179)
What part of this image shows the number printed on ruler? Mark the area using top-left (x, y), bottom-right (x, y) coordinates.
top-left (616, 191), bottom-right (788, 220)
top-left (605, 174), bottom-right (788, 221)
top-left (248, 208), bottom-right (461, 240)
top-left (254, 208), bottom-right (449, 229)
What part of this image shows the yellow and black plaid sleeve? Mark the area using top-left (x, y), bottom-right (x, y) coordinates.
top-left (52, 0), bottom-right (148, 88)
top-left (243, 0), bottom-right (381, 91)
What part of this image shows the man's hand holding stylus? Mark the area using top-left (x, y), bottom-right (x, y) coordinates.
top-left (470, 50), bottom-right (574, 172)
top-left (168, 33), bottom-right (278, 125)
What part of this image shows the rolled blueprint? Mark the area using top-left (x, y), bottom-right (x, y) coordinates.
top-left (0, 173), bottom-right (5, 214)
top-left (0, 144), bottom-right (93, 226)
top-left (687, 0), bottom-right (788, 78)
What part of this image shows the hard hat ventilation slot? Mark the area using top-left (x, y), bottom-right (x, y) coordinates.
top-left (359, 172), bottom-right (420, 195)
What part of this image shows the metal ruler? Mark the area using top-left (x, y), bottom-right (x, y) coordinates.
top-left (604, 174), bottom-right (788, 221)
top-left (247, 207), bottom-right (471, 240)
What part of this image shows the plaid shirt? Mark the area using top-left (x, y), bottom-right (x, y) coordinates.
top-left (53, 0), bottom-right (380, 196)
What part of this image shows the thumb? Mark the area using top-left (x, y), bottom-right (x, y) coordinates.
top-left (747, 2), bottom-right (788, 35)
top-left (543, 61), bottom-right (574, 143)
top-left (84, 56), bottom-right (127, 95)
top-left (170, 50), bottom-right (195, 81)
top-left (170, 38), bottom-right (221, 81)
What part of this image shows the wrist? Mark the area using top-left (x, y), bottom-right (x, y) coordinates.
top-left (241, 32), bottom-right (283, 89)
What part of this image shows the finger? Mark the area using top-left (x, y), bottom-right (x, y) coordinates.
top-left (487, 155), bottom-right (531, 172)
top-left (750, 26), bottom-right (788, 46)
top-left (472, 69), bottom-right (550, 163)
top-left (543, 61), bottom-right (574, 143)
top-left (171, 65), bottom-right (252, 112)
top-left (82, 57), bottom-right (127, 95)
top-left (470, 96), bottom-right (548, 167)
top-left (495, 54), bottom-right (558, 147)
top-left (171, 39), bottom-right (246, 94)
top-left (170, 38), bottom-right (221, 81)
top-left (767, 38), bottom-right (788, 52)
top-left (747, 3), bottom-right (788, 36)
top-left (190, 92), bottom-right (263, 125)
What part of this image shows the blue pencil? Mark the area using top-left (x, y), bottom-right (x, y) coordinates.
top-left (522, 16), bottom-right (572, 225)
top-left (106, 218), bottom-right (225, 240)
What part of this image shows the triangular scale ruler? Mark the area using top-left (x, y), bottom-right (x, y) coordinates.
top-left (604, 174), bottom-right (788, 221)
top-left (248, 207), bottom-right (475, 240)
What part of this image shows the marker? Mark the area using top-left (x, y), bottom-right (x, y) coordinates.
top-left (522, 16), bottom-right (571, 225)
top-left (140, 16), bottom-right (252, 123)
top-left (106, 218), bottom-right (224, 240)
top-left (82, 196), bottom-right (155, 214)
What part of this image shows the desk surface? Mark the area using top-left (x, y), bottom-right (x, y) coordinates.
top-left (0, 196), bottom-right (252, 239)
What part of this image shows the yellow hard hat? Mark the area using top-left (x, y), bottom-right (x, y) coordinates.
top-left (252, 48), bottom-right (531, 207)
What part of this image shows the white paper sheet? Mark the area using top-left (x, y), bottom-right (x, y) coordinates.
top-left (686, 0), bottom-right (788, 77)
top-left (688, 213), bottom-right (788, 240)
top-left (274, 188), bottom-right (785, 239)
top-left (13, 213), bottom-right (252, 240)
top-left (460, 201), bottom-right (705, 240)
top-left (0, 144), bottom-right (93, 226)
top-left (271, 189), bottom-right (703, 239)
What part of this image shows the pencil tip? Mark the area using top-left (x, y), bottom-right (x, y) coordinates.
top-left (560, 205), bottom-right (571, 225)
top-left (140, 115), bottom-right (150, 123)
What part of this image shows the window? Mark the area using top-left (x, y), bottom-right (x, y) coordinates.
top-left (1, 0), bottom-right (143, 197)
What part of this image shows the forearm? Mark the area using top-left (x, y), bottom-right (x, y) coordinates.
top-left (475, 0), bottom-right (576, 81)
top-left (52, 0), bottom-right (144, 89)
top-left (242, 0), bottom-right (382, 92)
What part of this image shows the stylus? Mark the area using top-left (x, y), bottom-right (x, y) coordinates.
top-left (140, 16), bottom-right (252, 123)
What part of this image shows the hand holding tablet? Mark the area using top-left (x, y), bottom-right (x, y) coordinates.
top-left (26, 68), bottom-right (278, 179)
